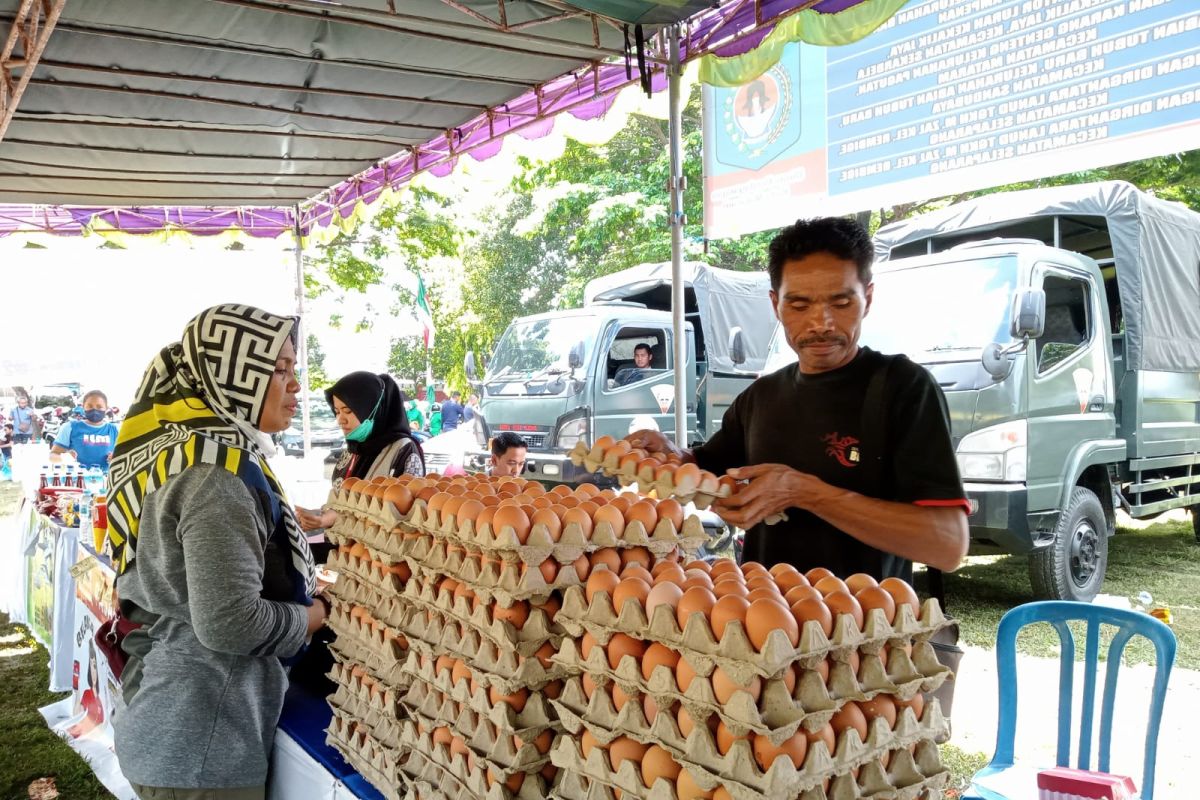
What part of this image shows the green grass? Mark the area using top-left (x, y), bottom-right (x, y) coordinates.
top-left (0, 613), bottom-right (114, 800)
top-left (0, 481), bottom-right (22, 516)
top-left (939, 744), bottom-right (990, 798)
top-left (927, 519), bottom-right (1200, 668)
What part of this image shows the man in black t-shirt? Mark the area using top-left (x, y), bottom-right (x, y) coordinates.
top-left (628, 217), bottom-right (969, 581)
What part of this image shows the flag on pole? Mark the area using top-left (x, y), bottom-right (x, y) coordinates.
top-left (416, 274), bottom-right (435, 350)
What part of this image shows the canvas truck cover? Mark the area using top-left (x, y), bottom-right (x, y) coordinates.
top-left (873, 181), bottom-right (1200, 373)
top-left (583, 261), bottom-right (774, 374)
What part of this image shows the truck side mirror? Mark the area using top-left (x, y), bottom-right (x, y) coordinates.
top-left (464, 351), bottom-right (478, 381)
top-left (728, 327), bottom-right (747, 366)
top-left (568, 341), bottom-right (585, 370)
top-left (1011, 289), bottom-right (1046, 339)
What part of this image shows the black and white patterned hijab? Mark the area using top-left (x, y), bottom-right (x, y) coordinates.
top-left (107, 304), bottom-right (316, 598)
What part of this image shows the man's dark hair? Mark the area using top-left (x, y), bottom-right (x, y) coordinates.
top-left (82, 389), bottom-right (108, 406)
top-left (634, 343), bottom-right (651, 355)
top-left (491, 431), bottom-right (528, 457)
top-left (451, 390), bottom-right (461, 399)
top-left (767, 216), bottom-right (874, 292)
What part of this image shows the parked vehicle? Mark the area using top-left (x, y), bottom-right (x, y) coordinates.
top-left (464, 261), bottom-right (776, 486)
top-left (279, 397), bottom-right (345, 458)
top-left (765, 181), bottom-right (1200, 602)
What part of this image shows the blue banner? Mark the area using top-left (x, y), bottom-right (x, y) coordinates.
top-left (703, 0), bottom-right (1200, 238)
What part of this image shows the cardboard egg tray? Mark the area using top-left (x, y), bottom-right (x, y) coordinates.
top-left (400, 626), bottom-right (572, 695)
top-left (553, 639), bottom-right (949, 739)
top-left (326, 486), bottom-right (418, 531)
top-left (327, 659), bottom-right (404, 725)
top-left (400, 712), bottom-right (556, 775)
top-left (396, 530), bottom-right (579, 606)
top-left (327, 709), bottom-right (405, 800)
top-left (565, 442), bottom-right (724, 509)
top-left (556, 587), bottom-right (953, 683)
top-left (549, 700), bottom-right (948, 800)
top-left (403, 651), bottom-right (562, 740)
top-left (549, 739), bottom-right (947, 800)
top-left (325, 543), bottom-right (409, 596)
top-left (327, 515), bottom-right (411, 564)
top-left (409, 502), bottom-right (704, 567)
top-left (399, 572), bottom-right (565, 657)
top-left (326, 598), bottom-right (411, 670)
top-left (397, 727), bottom-right (558, 800)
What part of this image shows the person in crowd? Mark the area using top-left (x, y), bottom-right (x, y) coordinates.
top-left (406, 398), bottom-right (425, 432)
top-left (441, 390), bottom-right (466, 432)
top-left (9, 394), bottom-right (35, 444)
top-left (428, 402), bottom-right (443, 436)
top-left (628, 217), bottom-right (969, 581)
top-left (465, 394), bottom-right (480, 421)
top-left (295, 372), bottom-right (425, 559)
top-left (50, 389), bottom-right (119, 470)
top-left (489, 432), bottom-right (528, 478)
top-left (616, 343), bottom-right (653, 386)
top-left (110, 304), bottom-right (325, 800)
top-left (1, 422), bottom-right (13, 478)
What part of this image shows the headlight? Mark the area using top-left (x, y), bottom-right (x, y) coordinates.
top-left (553, 408), bottom-right (590, 449)
top-left (956, 419), bottom-right (1026, 482)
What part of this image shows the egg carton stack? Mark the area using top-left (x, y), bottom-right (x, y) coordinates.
top-left (321, 476), bottom-right (424, 798)
top-left (547, 559), bottom-right (954, 800)
top-left (335, 473), bottom-right (704, 800)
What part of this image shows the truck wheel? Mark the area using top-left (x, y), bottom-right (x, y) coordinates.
top-left (1029, 486), bottom-right (1108, 602)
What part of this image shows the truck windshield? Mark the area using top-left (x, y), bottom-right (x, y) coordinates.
top-left (760, 256), bottom-right (1018, 372)
top-left (486, 317), bottom-right (596, 396)
top-left (863, 256), bottom-right (1018, 359)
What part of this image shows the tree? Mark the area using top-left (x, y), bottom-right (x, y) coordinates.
top-left (305, 334), bottom-right (329, 392)
top-left (387, 336), bottom-right (426, 387)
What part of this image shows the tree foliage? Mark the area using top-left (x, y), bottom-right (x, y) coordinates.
top-left (305, 334), bottom-right (329, 392)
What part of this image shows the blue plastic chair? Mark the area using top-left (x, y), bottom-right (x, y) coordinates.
top-left (966, 601), bottom-right (1176, 800)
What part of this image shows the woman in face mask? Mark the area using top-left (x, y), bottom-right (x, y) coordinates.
top-left (294, 372), bottom-right (424, 546)
top-left (51, 389), bottom-right (119, 470)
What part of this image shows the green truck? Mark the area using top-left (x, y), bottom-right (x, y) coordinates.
top-left (763, 181), bottom-right (1200, 601)
top-left (465, 261), bottom-right (774, 485)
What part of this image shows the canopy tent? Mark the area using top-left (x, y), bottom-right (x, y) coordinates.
top-left (1, 0), bottom-right (911, 447)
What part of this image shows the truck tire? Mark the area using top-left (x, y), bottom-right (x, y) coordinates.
top-left (1028, 486), bottom-right (1108, 602)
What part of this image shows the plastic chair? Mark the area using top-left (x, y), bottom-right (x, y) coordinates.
top-left (966, 600), bottom-right (1176, 800)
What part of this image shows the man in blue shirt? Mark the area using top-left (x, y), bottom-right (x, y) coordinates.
top-left (441, 390), bottom-right (466, 432)
top-left (51, 389), bottom-right (119, 470)
top-left (9, 395), bottom-right (36, 444)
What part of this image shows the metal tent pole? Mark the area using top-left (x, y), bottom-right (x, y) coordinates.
top-left (667, 24), bottom-right (688, 447)
top-left (293, 207), bottom-right (312, 455)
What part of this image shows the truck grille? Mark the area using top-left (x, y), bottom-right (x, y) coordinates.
top-left (522, 433), bottom-right (547, 449)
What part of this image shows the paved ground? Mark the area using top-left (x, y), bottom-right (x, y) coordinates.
top-left (950, 642), bottom-right (1193, 796)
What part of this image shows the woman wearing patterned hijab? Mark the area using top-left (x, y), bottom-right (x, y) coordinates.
top-left (109, 304), bottom-right (327, 800)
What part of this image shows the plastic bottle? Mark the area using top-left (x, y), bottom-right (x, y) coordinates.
top-left (39, 465), bottom-right (50, 490)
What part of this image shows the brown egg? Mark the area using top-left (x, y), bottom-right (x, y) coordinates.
top-left (713, 788), bottom-right (732, 800)
top-left (524, 482), bottom-right (547, 497)
top-left (712, 665), bottom-right (762, 704)
top-left (770, 566), bottom-right (808, 592)
top-left (714, 580), bottom-right (750, 599)
top-left (537, 557), bottom-right (558, 584)
top-left (643, 693), bottom-right (661, 723)
top-left (541, 763), bottom-right (558, 782)
top-left (558, 495), bottom-right (581, 510)
top-left (790, 597), bottom-right (834, 638)
top-left (830, 701), bottom-right (869, 740)
top-left (625, 500), bottom-right (659, 532)
top-left (581, 673), bottom-right (598, 699)
top-left (859, 694), bottom-right (897, 729)
top-left (805, 567), bottom-right (836, 584)
top-left (619, 450), bottom-right (646, 473)
top-left (531, 508), bottom-right (563, 541)
top-left (609, 736), bottom-right (649, 770)
top-left (586, 569), bottom-right (621, 604)
top-left (536, 594), bottom-right (561, 620)
top-left (620, 546), bottom-right (653, 571)
top-left (613, 576), bottom-right (652, 614)
top-left (894, 692), bottom-right (925, 721)
top-left (641, 643), bottom-right (681, 682)
top-left (677, 706), bottom-right (717, 738)
top-left (576, 482), bottom-right (602, 499)
top-left (636, 457), bottom-right (663, 482)
top-left (562, 507), bottom-right (594, 539)
top-left (432, 726), bottom-right (453, 747)
top-left (488, 685), bottom-right (529, 712)
top-left (572, 553), bottom-right (590, 581)
top-left (382, 484), bottom-right (415, 514)
top-left (651, 559), bottom-right (681, 577)
top-left (620, 563), bottom-right (654, 584)
top-left (543, 679), bottom-right (563, 700)
top-left (492, 505), bottom-right (532, 543)
top-left (676, 769), bottom-right (715, 800)
top-left (823, 590), bottom-right (865, 629)
top-left (752, 730), bottom-right (808, 771)
top-left (676, 587), bottom-right (717, 631)
top-left (487, 769), bottom-right (524, 793)
top-left (531, 495), bottom-right (553, 511)
top-left (606, 633), bottom-right (646, 670)
top-left (608, 495), bottom-right (634, 514)
top-left (550, 485), bottom-right (573, 498)
top-left (611, 682), bottom-right (634, 711)
top-left (879, 577), bottom-right (921, 618)
top-left (528, 729), bottom-right (553, 754)
top-left (656, 499), bottom-right (685, 531)
top-left (682, 570), bottom-right (716, 592)
top-left (814, 575), bottom-right (850, 596)
top-left (590, 548), bottom-right (622, 573)
top-left (653, 564), bottom-right (687, 586)
top-left (534, 641), bottom-right (556, 669)
top-left (672, 462), bottom-right (702, 493)
top-left (477, 505), bottom-right (499, 530)
top-left (641, 744), bottom-right (682, 789)
top-left (715, 721), bottom-right (749, 755)
top-left (746, 598), bottom-right (800, 650)
top-left (747, 586), bottom-right (784, 605)
top-left (784, 584), bottom-right (822, 605)
top-left (803, 723), bottom-right (837, 755)
top-left (710, 594), bottom-right (750, 641)
top-left (845, 572), bottom-right (879, 594)
top-left (740, 561), bottom-right (769, 578)
top-left (341, 477), bottom-right (363, 494)
top-left (676, 657), bottom-right (698, 692)
top-left (493, 600), bottom-right (530, 629)
top-left (646, 582), bottom-right (684, 620)
top-left (856, 585), bottom-right (898, 624)
top-left (576, 500), bottom-right (600, 517)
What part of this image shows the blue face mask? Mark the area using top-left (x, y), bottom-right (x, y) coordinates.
top-left (84, 409), bottom-right (106, 424)
top-left (344, 392), bottom-right (383, 443)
